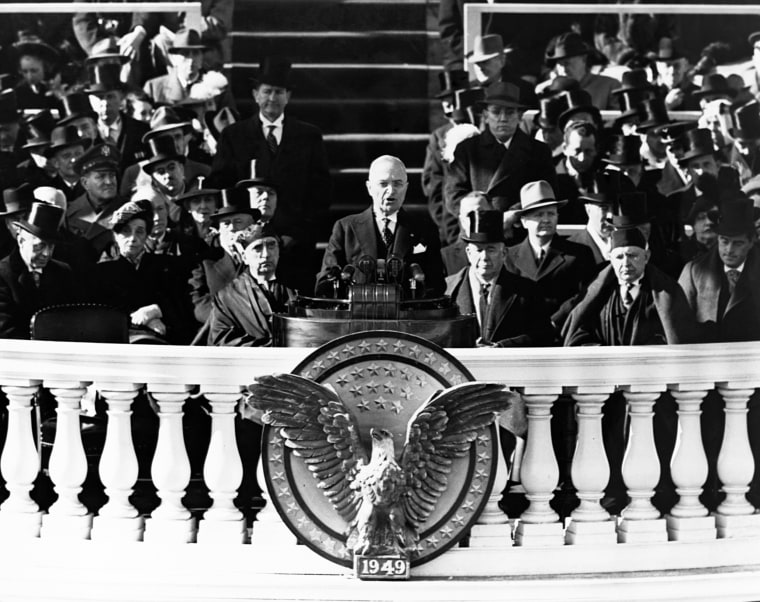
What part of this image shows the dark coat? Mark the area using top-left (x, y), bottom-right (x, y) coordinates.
top-left (445, 265), bottom-right (554, 347)
top-left (567, 227), bottom-right (608, 268)
top-left (0, 249), bottom-right (77, 339)
top-left (679, 246), bottom-right (760, 343)
top-left (112, 114), bottom-right (150, 171)
top-left (505, 235), bottom-right (596, 328)
top-left (422, 122), bottom-right (459, 245)
top-left (66, 193), bottom-right (124, 259)
top-left (316, 207), bottom-right (446, 297)
top-left (120, 157), bottom-right (210, 198)
top-left (189, 250), bottom-right (242, 324)
top-left (563, 263), bottom-right (700, 346)
top-left (441, 239), bottom-right (468, 276)
top-left (444, 127), bottom-right (558, 217)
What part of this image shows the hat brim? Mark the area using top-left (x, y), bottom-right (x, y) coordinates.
top-left (176, 189), bottom-right (221, 206)
top-left (168, 44), bottom-right (208, 54)
top-left (678, 148), bottom-right (714, 165)
top-left (44, 137), bottom-right (91, 158)
top-left (86, 53), bottom-right (130, 66)
top-left (142, 122), bottom-right (193, 144)
top-left (14, 41), bottom-right (59, 64)
top-left (558, 106), bottom-right (601, 130)
top-left (578, 193), bottom-right (613, 205)
top-left (57, 112), bottom-right (97, 127)
top-left (515, 198), bottom-right (568, 217)
top-left (476, 98), bottom-right (528, 110)
top-left (142, 154), bottom-right (186, 175)
top-left (236, 178), bottom-right (276, 190)
top-left (210, 207), bottom-right (262, 221)
top-left (84, 83), bottom-right (128, 95)
top-left (545, 48), bottom-right (589, 64)
top-left (13, 220), bottom-right (60, 242)
top-left (460, 233), bottom-right (506, 244)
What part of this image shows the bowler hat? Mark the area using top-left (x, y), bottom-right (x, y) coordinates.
top-left (611, 191), bottom-right (651, 228)
top-left (168, 29), bottom-right (207, 53)
top-left (142, 106), bottom-right (193, 143)
top-left (635, 96), bottom-right (673, 133)
top-left (142, 136), bottom-right (186, 175)
top-left (211, 187), bottom-right (263, 221)
top-left (0, 89), bottom-right (20, 124)
top-left (460, 210), bottom-right (504, 244)
top-left (74, 143), bottom-right (120, 176)
top-left (534, 95), bottom-right (568, 129)
top-left (545, 32), bottom-right (590, 64)
top-left (603, 135), bottom-right (641, 166)
top-left (435, 69), bottom-right (468, 99)
top-left (715, 197), bottom-right (755, 237)
top-left (252, 57), bottom-right (293, 90)
top-left (610, 227), bottom-right (646, 250)
top-left (204, 105), bottom-right (238, 141)
top-left (0, 183), bottom-right (35, 217)
top-left (678, 128), bottom-right (716, 164)
top-left (467, 34), bottom-right (510, 63)
top-left (84, 63), bottom-right (127, 95)
top-left (111, 199), bottom-right (154, 233)
top-left (515, 180), bottom-right (566, 216)
top-left (45, 124), bottom-right (91, 158)
top-left (22, 109), bottom-right (57, 151)
top-left (729, 101), bottom-right (760, 141)
top-left (57, 92), bottom-right (97, 126)
top-left (652, 37), bottom-right (685, 63)
top-left (692, 73), bottom-right (734, 101)
top-left (87, 36), bottom-right (129, 65)
top-left (478, 81), bottom-right (526, 110)
top-left (578, 170), bottom-right (634, 205)
top-left (612, 69), bottom-right (655, 95)
top-left (13, 34), bottom-right (59, 65)
top-left (13, 201), bottom-right (62, 242)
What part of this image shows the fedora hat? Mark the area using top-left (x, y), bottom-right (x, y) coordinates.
top-left (84, 63), bottom-right (127, 95)
top-left (74, 143), bottom-right (120, 176)
top-left (612, 69), bottom-right (655, 95)
top-left (578, 170), bottom-right (634, 205)
top-left (45, 124), bottom-right (91, 158)
top-left (715, 197), bottom-right (755, 237)
top-left (635, 96), bottom-right (673, 133)
top-left (693, 73), bottom-right (734, 101)
top-left (0, 183), bottom-right (36, 217)
top-left (678, 128), bottom-right (716, 164)
top-left (204, 105), bottom-right (238, 141)
top-left (435, 69), bottom-right (468, 99)
top-left (611, 191), bottom-right (651, 228)
top-left (22, 109), bottom-right (57, 151)
top-left (57, 92), bottom-right (97, 126)
top-left (460, 209), bottom-right (504, 244)
top-left (142, 106), bottom-right (193, 144)
top-left (0, 89), bottom-right (20, 124)
top-left (534, 95), bottom-right (568, 129)
top-left (13, 34), bottom-right (59, 65)
top-left (652, 37), bottom-right (685, 63)
top-left (143, 136), bottom-right (186, 175)
top-left (515, 180), bottom-right (566, 216)
top-left (603, 135), bottom-right (641, 166)
top-left (545, 32), bottom-right (590, 64)
top-left (478, 81), bottom-right (526, 110)
top-left (467, 34), bottom-right (510, 63)
top-left (87, 36), bottom-right (129, 66)
top-left (211, 187), bottom-right (263, 221)
top-left (730, 101), bottom-right (760, 141)
top-left (168, 29), bottom-right (207, 54)
top-left (252, 57), bottom-right (294, 90)
top-left (13, 201), bottom-right (62, 242)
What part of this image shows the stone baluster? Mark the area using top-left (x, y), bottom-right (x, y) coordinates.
top-left (0, 381), bottom-right (43, 537)
top-left (470, 425), bottom-right (512, 547)
top-left (41, 381), bottom-right (93, 540)
top-left (666, 386), bottom-right (715, 542)
top-left (250, 444), bottom-right (297, 545)
top-left (565, 389), bottom-right (616, 545)
top-left (715, 384), bottom-right (760, 538)
top-left (513, 389), bottom-right (564, 547)
top-left (197, 388), bottom-right (246, 544)
top-left (91, 383), bottom-right (144, 542)
top-left (617, 388), bottom-right (666, 544)
top-left (142, 385), bottom-right (196, 543)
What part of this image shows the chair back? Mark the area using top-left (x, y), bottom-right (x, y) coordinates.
top-left (30, 303), bottom-right (129, 343)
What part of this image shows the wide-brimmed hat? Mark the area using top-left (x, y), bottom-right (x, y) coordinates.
top-left (111, 198), bottom-right (154, 233)
top-left (467, 34), bottom-right (510, 64)
top-left (515, 180), bottom-right (566, 216)
top-left (612, 69), bottom-right (655, 96)
top-left (460, 209), bottom-right (504, 244)
top-left (84, 63), bottom-right (127, 95)
top-left (13, 201), bottom-right (62, 242)
top-left (57, 92), bottom-right (97, 126)
top-left (211, 187), bottom-right (263, 221)
top-left (141, 106), bottom-right (193, 144)
top-left (610, 227), bottom-right (646, 250)
top-left (534, 94), bottom-right (568, 129)
top-left (729, 101), bottom-right (760, 141)
top-left (87, 36), bottom-right (129, 65)
top-left (692, 73), bottom-right (734, 101)
top-left (251, 57), bottom-right (293, 90)
top-left (611, 191), bottom-right (651, 228)
top-left (0, 183), bottom-right (36, 217)
top-left (435, 69), bottom-right (468, 99)
top-left (236, 176), bottom-right (277, 191)
top-left (44, 124), bottom-right (91, 158)
top-left (22, 109), bottom-right (57, 152)
top-left (578, 170), bottom-right (633, 205)
top-left (167, 29), bottom-right (207, 54)
top-left (477, 81), bottom-right (527, 110)
top-left (678, 128), bottom-right (716, 164)
top-left (13, 34), bottom-right (59, 65)
top-left (73, 143), bottom-right (120, 176)
top-left (545, 32), bottom-right (590, 64)
top-left (715, 197), bottom-right (755, 237)
top-left (603, 135), bottom-right (641, 166)
top-left (0, 89), bottom-right (20, 124)
top-left (142, 136), bottom-right (186, 175)
top-left (652, 37), bottom-right (686, 63)
top-left (557, 89), bottom-right (601, 130)
top-left (635, 96), bottom-right (673, 133)
top-left (204, 105), bottom-right (238, 140)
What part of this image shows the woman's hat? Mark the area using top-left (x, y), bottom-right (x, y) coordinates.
top-left (545, 32), bottom-right (590, 64)
top-left (13, 33), bottom-right (60, 65)
top-left (111, 198), bottom-right (154, 233)
top-left (13, 201), bottom-right (62, 242)
top-left (515, 180), bottom-right (566, 216)
top-left (460, 209), bottom-right (505, 244)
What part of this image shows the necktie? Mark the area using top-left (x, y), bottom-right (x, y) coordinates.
top-left (537, 248), bottom-right (545, 267)
top-left (266, 125), bottom-right (278, 155)
top-left (382, 218), bottom-right (393, 250)
top-left (31, 271), bottom-right (41, 288)
top-left (479, 282), bottom-right (491, 328)
top-left (726, 269), bottom-right (740, 295)
top-left (623, 283), bottom-right (634, 310)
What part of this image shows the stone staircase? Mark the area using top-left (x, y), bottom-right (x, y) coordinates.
top-left (227, 0), bottom-right (442, 243)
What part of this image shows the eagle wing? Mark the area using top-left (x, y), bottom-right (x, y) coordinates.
top-left (245, 373), bottom-right (367, 523)
top-left (399, 382), bottom-right (519, 530)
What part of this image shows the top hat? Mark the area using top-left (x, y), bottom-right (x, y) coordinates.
top-left (557, 89), bottom-right (602, 130)
top-left (478, 81), bottom-right (526, 110)
top-left (22, 109), bottom-right (57, 151)
top-left (435, 69), bottom-right (469, 99)
top-left (45, 124), bottom-right (91, 158)
top-left (13, 34), bottom-right (59, 65)
top-left (693, 73), bottom-right (734, 101)
top-left (0, 89), bottom-right (20, 124)
top-left (652, 37), bottom-right (685, 63)
top-left (84, 63), bottom-right (127, 95)
top-left (534, 94), bottom-right (569, 129)
top-left (0, 183), bottom-right (35, 217)
top-left (578, 170), bottom-right (634, 205)
top-left (252, 57), bottom-right (293, 90)
top-left (168, 29), bottom-right (207, 54)
top-left (635, 96), bottom-right (673, 133)
top-left (236, 175), bottom-right (277, 191)
top-left (612, 69), bottom-right (655, 95)
top-left (730, 101), bottom-right (760, 141)
top-left (654, 119), bottom-right (698, 143)
top-left (74, 143), bottom-right (120, 175)
top-left (715, 197), bottom-right (755, 237)
top-left (141, 106), bottom-right (193, 143)
top-left (204, 105), bottom-right (238, 141)
top-left (143, 136), bottom-right (186, 175)
top-left (610, 227), bottom-right (647, 250)
top-left (678, 128), bottom-right (716, 164)
top-left (57, 92), bottom-right (97, 126)
top-left (515, 180), bottom-right (566, 216)
top-left (460, 209), bottom-right (504, 244)
top-left (467, 34), bottom-right (509, 63)
top-left (211, 187), bottom-right (263, 221)
top-left (611, 191), bottom-right (650, 228)
top-left (87, 36), bottom-right (129, 65)
top-left (545, 32), bottom-right (590, 64)
top-left (13, 201), bottom-right (62, 242)
top-left (537, 76), bottom-right (580, 99)
top-left (176, 183), bottom-right (221, 208)
top-left (603, 135), bottom-right (641, 166)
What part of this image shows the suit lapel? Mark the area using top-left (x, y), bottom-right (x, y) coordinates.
top-left (725, 250), bottom-right (760, 316)
top-left (353, 208), bottom-right (380, 258)
top-left (248, 116), bottom-right (272, 174)
top-left (539, 239), bottom-right (566, 279)
top-left (512, 238), bottom-right (539, 280)
top-left (488, 129), bottom-right (530, 193)
top-left (451, 269), bottom-right (475, 314)
top-left (485, 268), bottom-right (516, 340)
top-left (391, 210), bottom-right (412, 257)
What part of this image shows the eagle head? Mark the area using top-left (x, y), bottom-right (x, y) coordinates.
top-left (369, 427), bottom-right (396, 462)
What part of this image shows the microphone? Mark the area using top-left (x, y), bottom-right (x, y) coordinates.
top-left (325, 266), bottom-right (341, 280)
top-left (376, 258), bottom-right (387, 283)
top-left (357, 255), bottom-right (376, 283)
top-left (386, 255), bottom-right (404, 284)
top-left (341, 264), bottom-right (356, 282)
top-left (409, 263), bottom-right (425, 283)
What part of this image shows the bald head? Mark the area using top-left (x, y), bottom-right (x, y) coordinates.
top-left (366, 155), bottom-right (408, 217)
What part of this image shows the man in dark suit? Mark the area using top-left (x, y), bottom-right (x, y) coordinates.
top-left (506, 180), bottom-right (596, 334)
top-left (210, 57), bottom-right (331, 292)
top-left (444, 81), bottom-right (557, 228)
top-left (316, 155), bottom-right (445, 297)
top-left (445, 209), bottom-right (554, 347)
top-left (441, 190), bottom-right (491, 276)
top-left (0, 202), bottom-right (77, 338)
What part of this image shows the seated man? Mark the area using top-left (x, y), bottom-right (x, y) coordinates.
top-left (441, 190), bottom-right (491, 275)
top-left (445, 209), bottom-right (554, 347)
top-left (316, 155), bottom-right (445, 297)
top-left (554, 121), bottom-right (600, 224)
top-left (204, 223), bottom-right (296, 347)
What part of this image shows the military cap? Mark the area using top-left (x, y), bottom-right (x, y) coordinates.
top-left (74, 143), bottom-right (120, 176)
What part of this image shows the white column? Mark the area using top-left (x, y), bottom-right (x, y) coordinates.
top-left (565, 390), bottom-right (616, 545)
top-left (470, 426), bottom-right (512, 547)
top-left (90, 383), bottom-right (144, 542)
top-left (513, 389), bottom-right (564, 547)
top-left (197, 388), bottom-right (247, 544)
top-left (41, 381), bottom-right (93, 540)
top-left (142, 385), bottom-right (196, 543)
top-left (250, 448), bottom-right (297, 545)
top-left (0, 381), bottom-right (43, 537)
top-left (666, 386), bottom-right (715, 542)
top-left (617, 389), bottom-right (667, 544)
top-left (715, 384), bottom-right (760, 539)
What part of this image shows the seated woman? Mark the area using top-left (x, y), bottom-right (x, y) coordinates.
top-left (95, 199), bottom-right (196, 344)
top-left (12, 34), bottom-right (62, 113)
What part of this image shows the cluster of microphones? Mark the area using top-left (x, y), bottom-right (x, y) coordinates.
top-left (323, 255), bottom-right (426, 299)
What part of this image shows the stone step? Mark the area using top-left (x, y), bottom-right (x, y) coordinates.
top-left (324, 134), bottom-right (428, 166)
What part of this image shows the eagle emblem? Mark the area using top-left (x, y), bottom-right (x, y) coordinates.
top-left (243, 373), bottom-right (524, 558)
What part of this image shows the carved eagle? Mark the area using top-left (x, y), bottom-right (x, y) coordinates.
top-left (242, 373), bottom-right (525, 557)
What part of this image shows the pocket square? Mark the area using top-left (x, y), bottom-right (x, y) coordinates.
top-left (413, 243), bottom-right (427, 254)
